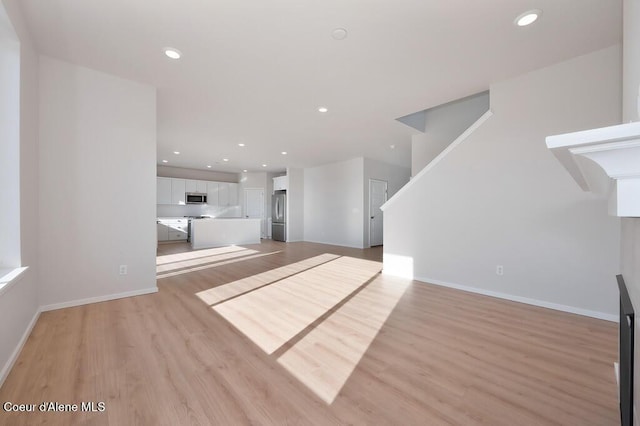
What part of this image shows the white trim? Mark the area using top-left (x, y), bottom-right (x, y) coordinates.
top-left (0, 308), bottom-right (40, 388)
top-left (391, 273), bottom-right (618, 322)
top-left (0, 266), bottom-right (28, 297)
top-left (302, 239), bottom-right (364, 250)
top-left (40, 287), bottom-right (158, 312)
top-left (368, 178), bottom-right (387, 248)
top-left (381, 110), bottom-right (493, 211)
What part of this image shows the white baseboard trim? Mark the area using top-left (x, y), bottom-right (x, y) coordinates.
top-left (402, 274), bottom-right (618, 322)
top-left (303, 239), bottom-right (364, 250)
top-left (40, 287), bottom-right (158, 312)
top-left (0, 308), bottom-right (40, 388)
top-left (1, 287), bottom-right (159, 389)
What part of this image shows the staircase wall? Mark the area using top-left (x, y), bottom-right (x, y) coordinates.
top-left (382, 45), bottom-right (622, 319)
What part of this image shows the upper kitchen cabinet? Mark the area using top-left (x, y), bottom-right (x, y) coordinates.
top-left (171, 178), bottom-right (186, 205)
top-left (157, 177), bottom-right (172, 204)
top-left (207, 182), bottom-right (219, 206)
top-left (217, 182), bottom-right (239, 206)
top-left (273, 175), bottom-right (288, 191)
top-left (186, 179), bottom-right (208, 193)
top-left (218, 182), bottom-right (229, 206)
top-left (228, 183), bottom-right (238, 205)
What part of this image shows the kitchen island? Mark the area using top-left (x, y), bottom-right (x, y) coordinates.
top-left (190, 218), bottom-right (261, 249)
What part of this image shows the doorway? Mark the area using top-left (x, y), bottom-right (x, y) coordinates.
top-left (369, 179), bottom-right (387, 247)
top-left (244, 188), bottom-right (265, 238)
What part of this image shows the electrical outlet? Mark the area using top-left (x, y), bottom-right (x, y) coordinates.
top-left (119, 265), bottom-right (128, 275)
top-left (496, 265), bottom-right (504, 276)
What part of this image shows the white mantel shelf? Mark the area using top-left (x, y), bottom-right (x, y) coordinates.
top-left (546, 121), bottom-right (640, 217)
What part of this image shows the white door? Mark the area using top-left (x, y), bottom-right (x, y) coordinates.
top-left (244, 189), bottom-right (265, 237)
top-left (369, 179), bottom-right (387, 247)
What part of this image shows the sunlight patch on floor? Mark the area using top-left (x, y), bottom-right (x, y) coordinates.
top-left (195, 253), bottom-right (340, 306)
top-left (156, 245), bottom-right (248, 265)
top-left (157, 248), bottom-right (257, 274)
top-left (212, 256), bottom-right (382, 354)
top-left (157, 251), bottom-right (281, 279)
top-left (277, 275), bottom-right (410, 403)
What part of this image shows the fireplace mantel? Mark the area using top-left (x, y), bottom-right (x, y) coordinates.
top-left (546, 122), bottom-right (640, 217)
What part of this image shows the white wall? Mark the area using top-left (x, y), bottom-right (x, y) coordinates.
top-left (0, 0), bottom-right (39, 386)
top-left (363, 158), bottom-right (410, 248)
top-left (383, 46), bottom-right (622, 318)
top-left (411, 92), bottom-right (490, 177)
top-left (287, 168), bottom-right (304, 242)
top-left (623, 0), bottom-right (640, 122)
top-left (304, 158), bottom-right (364, 248)
top-left (0, 2), bottom-right (20, 269)
top-left (157, 165), bottom-right (238, 183)
top-left (621, 0), bottom-right (640, 417)
top-left (38, 56), bottom-right (157, 309)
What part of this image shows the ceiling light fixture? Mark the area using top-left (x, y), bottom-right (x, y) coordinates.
top-left (164, 47), bottom-right (182, 59)
top-left (515, 10), bottom-right (541, 27)
top-left (332, 28), bottom-right (348, 40)
top-left (206, 165), bottom-right (212, 168)
top-left (223, 158), bottom-right (229, 162)
top-left (318, 107), bottom-right (328, 113)
top-left (162, 160), bottom-right (168, 163)
top-left (238, 143), bottom-right (245, 147)
top-left (390, 144), bottom-right (395, 150)
top-left (281, 151), bottom-right (287, 155)
top-left (173, 151), bottom-right (180, 155)
top-left (243, 169), bottom-right (248, 172)
top-left (262, 164), bottom-right (267, 167)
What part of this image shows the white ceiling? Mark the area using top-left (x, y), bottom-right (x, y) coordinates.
top-left (16, 0), bottom-right (621, 173)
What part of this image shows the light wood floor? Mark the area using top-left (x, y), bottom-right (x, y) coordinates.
top-left (0, 240), bottom-right (618, 425)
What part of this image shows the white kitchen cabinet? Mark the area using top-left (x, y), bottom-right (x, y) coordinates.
top-left (171, 179), bottom-right (186, 205)
top-left (185, 179), bottom-right (197, 193)
top-left (185, 179), bottom-right (208, 194)
top-left (157, 222), bottom-right (169, 241)
top-left (196, 180), bottom-right (208, 193)
top-left (218, 183), bottom-right (229, 206)
top-left (157, 218), bottom-right (188, 242)
top-left (228, 183), bottom-right (238, 205)
top-left (207, 182), bottom-right (219, 206)
top-left (273, 175), bottom-right (288, 191)
top-left (157, 177), bottom-right (172, 204)
top-left (156, 177), bottom-right (239, 206)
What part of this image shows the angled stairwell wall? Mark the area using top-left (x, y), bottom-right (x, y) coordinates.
top-left (408, 91), bottom-right (490, 177)
top-left (382, 45), bottom-right (622, 319)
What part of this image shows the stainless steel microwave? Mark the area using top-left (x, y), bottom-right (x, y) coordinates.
top-left (186, 192), bottom-right (207, 204)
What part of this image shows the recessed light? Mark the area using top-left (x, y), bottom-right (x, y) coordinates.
top-left (281, 151), bottom-right (287, 155)
top-left (223, 158), bottom-right (229, 162)
top-left (173, 151), bottom-right (180, 155)
top-left (262, 164), bottom-right (267, 167)
top-left (243, 169), bottom-right (248, 172)
top-left (164, 47), bottom-right (182, 59)
top-left (162, 160), bottom-right (168, 163)
top-left (238, 143), bottom-right (245, 147)
top-left (332, 28), bottom-right (348, 40)
top-left (515, 10), bottom-right (541, 27)
top-left (390, 145), bottom-right (395, 150)
top-left (318, 107), bottom-right (328, 113)
top-left (206, 165), bottom-right (212, 168)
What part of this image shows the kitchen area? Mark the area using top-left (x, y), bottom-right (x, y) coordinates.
top-left (157, 168), bottom-right (294, 250)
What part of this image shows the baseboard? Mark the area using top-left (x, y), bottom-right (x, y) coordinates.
top-left (40, 287), bottom-right (158, 312)
top-left (302, 239), bottom-right (364, 249)
top-left (0, 308), bottom-right (40, 388)
top-left (402, 274), bottom-right (618, 322)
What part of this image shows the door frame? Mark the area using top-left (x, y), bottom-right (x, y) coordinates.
top-left (368, 179), bottom-right (388, 247)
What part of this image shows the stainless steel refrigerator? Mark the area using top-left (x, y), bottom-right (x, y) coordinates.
top-left (272, 190), bottom-right (286, 241)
